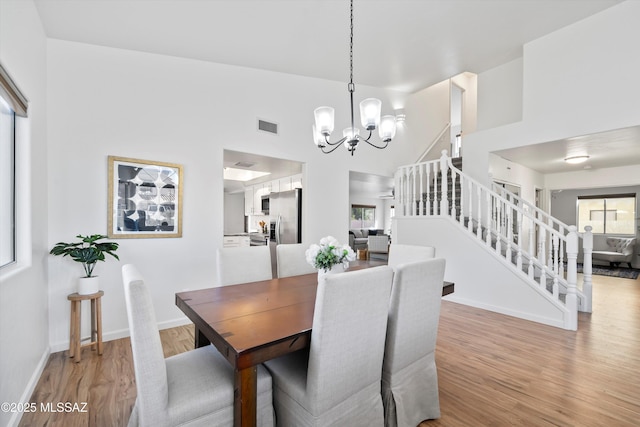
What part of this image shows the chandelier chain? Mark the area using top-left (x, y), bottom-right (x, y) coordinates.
top-left (348, 0), bottom-right (354, 92)
top-left (313, 0), bottom-right (396, 155)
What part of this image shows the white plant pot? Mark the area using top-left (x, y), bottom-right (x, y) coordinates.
top-left (78, 276), bottom-right (100, 295)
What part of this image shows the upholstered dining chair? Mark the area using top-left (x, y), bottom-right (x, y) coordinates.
top-left (264, 266), bottom-right (394, 426)
top-left (368, 235), bottom-right (390, 260)
top-left (216, 245), bottom-right (272, 286)
top-left (382, 258), bottom-right (446, 427)
top-left (122, 264), bottom-right (274, 427)
top-left (387, 243), bottom-right (436, 268)
top-left (276, 243), bottom-right (317, 278)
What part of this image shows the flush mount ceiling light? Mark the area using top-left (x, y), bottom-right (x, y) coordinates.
top-left (223, 167), bottom-right (271, 182)
top-left (564, 155), bottom-right (590, 164)
top-left (312, 0), bottom-right (396, 156)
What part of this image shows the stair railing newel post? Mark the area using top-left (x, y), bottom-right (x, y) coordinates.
top-left (565, 225), bottom-right (579, 331)
top-left (581, 225), bottom-right (594, 312)
top-left (439, 150), bottom-right (449, 216)
top-left (451, 163), bottom-right (457, 221)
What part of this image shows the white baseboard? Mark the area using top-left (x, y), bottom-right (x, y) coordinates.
top-left (49, 316), bottom-right (193, 353)
top-left (444, 295), bottom-right (566, 329)
top-left (7, 346), bottom-right (51, 427)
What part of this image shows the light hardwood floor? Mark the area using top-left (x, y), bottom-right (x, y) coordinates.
top-left (19, 273), bottom-right (640, 426)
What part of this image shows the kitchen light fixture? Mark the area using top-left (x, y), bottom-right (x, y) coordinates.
top-left (312, 0), bottom-right (396, 156)
top-left (223, 167), bottom-right (271, 182)
top-left (564, 155), bottom-right (590, 164)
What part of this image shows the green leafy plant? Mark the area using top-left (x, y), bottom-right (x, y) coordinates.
top-left (305, 236), bottom-right (356, 272)
top-left (50, 234), bottom-right (119, 277)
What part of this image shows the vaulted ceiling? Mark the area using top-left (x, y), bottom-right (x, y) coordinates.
top-left (33, 0), bottom-right (621, 93)
top-left (33, 0), bottom-right (638, 180)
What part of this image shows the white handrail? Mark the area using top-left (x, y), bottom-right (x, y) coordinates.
top-left (491, 182), bottom-right (571, 233)
top-left (394, 150), bottom-right (593, 330)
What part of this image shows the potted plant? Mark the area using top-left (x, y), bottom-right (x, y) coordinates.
top-left (50, 234), bottom-right (120, 295)
top-left (305, 236), bottom-right (356, 276)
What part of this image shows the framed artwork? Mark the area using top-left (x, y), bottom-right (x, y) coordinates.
top-left (108, 156), bottom-right (183, 238)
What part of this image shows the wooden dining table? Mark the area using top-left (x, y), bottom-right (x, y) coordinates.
top-left (175, 260), bottom-right (454, 427)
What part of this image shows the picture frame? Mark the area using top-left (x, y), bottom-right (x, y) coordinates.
top-left (108, 156), bottom-right (183, 238)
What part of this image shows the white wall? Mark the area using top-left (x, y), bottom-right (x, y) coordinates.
top-left (451, 72), bottom-right (478, 136)
top-left (464, 1), bottom-right (640, 192)
top-left (395, 217), bottom-right (569, 328)
top-left (223, 193), bottom-right (245, 234)
top-left (45, 39), bottom-right (412, 350)
top-left (0, 2), bottom-right (49, 426)
top-left (489, 153), bottom-right (545, 207)
top-left (404, 79), bottom-right (450, 162)
top-left (545, 164), bottom-right (640, 190)
top-left (477, 58), bottom-right (523, 131)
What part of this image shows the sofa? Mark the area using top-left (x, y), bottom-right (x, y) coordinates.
top-left (591, 236), bottom-right (636, 268)
top-left (349, 229), bottom-right (385, 251)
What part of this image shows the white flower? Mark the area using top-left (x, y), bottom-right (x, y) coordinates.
top-left (307, 236), bottom-right (356, 271)
top-left (305, 244), bottom-right (320, 265)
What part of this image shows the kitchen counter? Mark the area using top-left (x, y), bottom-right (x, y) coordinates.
top-left (249, 233), bottom-right (270, 246)
top-left (223, 234), bottom-right (250, 248)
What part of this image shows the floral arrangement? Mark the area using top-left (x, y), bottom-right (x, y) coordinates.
top-left (305, 236), bottom-right (356, 272)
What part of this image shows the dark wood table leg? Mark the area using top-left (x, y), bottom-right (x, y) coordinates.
top-left (194, 326), bottom-right (210, 348)
top-left (234, 366), bottom-right (257, 427)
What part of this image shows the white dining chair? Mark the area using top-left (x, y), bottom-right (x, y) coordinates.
top-left (122, 264), bottom-right (274, 427)
top-left (276, 243), bottom-right (317, 278)
top-left (387, 243), bottom-right (436, 268)
top-left (264, 266), bottom-right (394, 426)
top-left (382, 258), bottom-right (446, 426)
top-left (216, 245), bottom-right (272, 286)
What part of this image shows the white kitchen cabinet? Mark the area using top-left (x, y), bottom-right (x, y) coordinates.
top-left (223, 235), bottom-right (250, 248)
top-left (244, 174), bottom-right (302, 216)
top-left (291, 173), bottom-right (302, 189)
top-left (244, 187), bottom-right (254, 215)
top-left (278, 174), bottom-right (302, 192)
top-left (254, 184), bottom-right (269, 214)
top-left (279, 176), bottom-right (292, 192)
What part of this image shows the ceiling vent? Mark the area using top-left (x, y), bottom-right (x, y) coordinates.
top-left (234, 161), bottom-right (256, 168)
top-left (257, 119), bottom-right (278, 135)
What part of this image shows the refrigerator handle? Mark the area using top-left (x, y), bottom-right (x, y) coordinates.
top-left (276, 215), bottom-right (281, 245)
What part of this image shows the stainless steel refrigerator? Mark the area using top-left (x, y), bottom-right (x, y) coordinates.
top-left (270, 188), bottom-right (302, 244)
top-left (268, 188), bottom-right (302, 277)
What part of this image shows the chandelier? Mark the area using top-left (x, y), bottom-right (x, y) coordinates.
top-left (312, 0), bottom-right (397, 156)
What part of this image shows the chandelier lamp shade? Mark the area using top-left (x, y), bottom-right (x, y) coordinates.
top-left (312, 0), bottom-right (397, 156)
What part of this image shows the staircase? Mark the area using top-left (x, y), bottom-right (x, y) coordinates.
top-left (394, 151), bottom-right (594, 331)
top-left (417, 156), bottom-right (463, 218)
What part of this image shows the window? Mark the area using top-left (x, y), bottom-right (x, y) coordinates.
top-left (351, 204), bottom-right (375, 229)
top-left (0, 96), bottom-right (15, 267)
top-left (0, 63), bottom-right (28, 269)
top-left (577, 194), bottom-right (636, 235)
